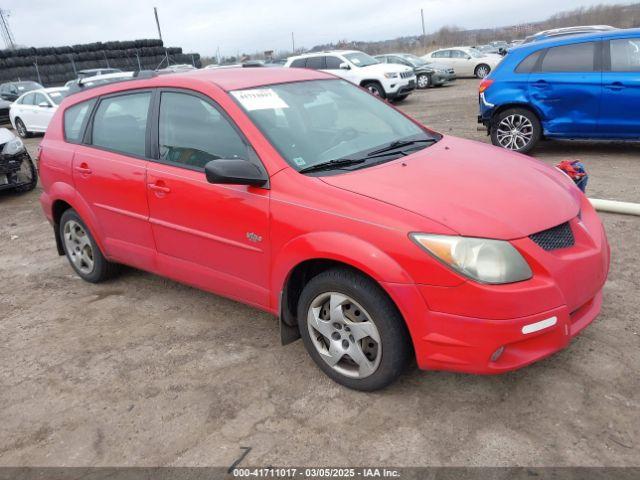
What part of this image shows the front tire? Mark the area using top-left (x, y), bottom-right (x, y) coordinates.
top-left (490, 108), bottom-right (542, 153)
top-left (362, 81), bottom-right (386, 99)
top-left (417, 73), bottom-right (430, 89)
top-left (297, 268), bottom-right (411, 391)
top-left (475, 64), bottom-right (491, 79)
top-left (59, 209), bottom-right (119, 283)
top-left (14, 118), bottom-right (31, 138)
top-left (12, 154), bottom-right (37, 193)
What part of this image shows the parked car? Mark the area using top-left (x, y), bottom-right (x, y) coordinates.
top-left (522, 25), bottom-right (616, 44)
top-left (423, 47), bottom-right (502, 78)
top-left (9, 87), bottom-right (70, 138)
top-left (0, 81), bottom-right (44, 102)
top-left (285, 50), bottom-right (416, 101)
top-left (0, 127), bottom-right (37, 193)
top-left (374, 53), bottom-right (455, 88)
top-left (77, 68), bottom-right (123, 79)
top-left (38, 68), bottom-right (609, 390)
top-left (478, 28), bottom-right (640, 152)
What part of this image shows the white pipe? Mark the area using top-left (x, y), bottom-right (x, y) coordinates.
top-left (589, 198), bottom-right (640, 216)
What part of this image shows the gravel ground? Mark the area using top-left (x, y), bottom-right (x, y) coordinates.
top-left (0, 79), bottom-right (638, 468)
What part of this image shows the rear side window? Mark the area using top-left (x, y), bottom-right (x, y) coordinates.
top-left (541, 42), bottom-right (596, 72)
top-left (610, 38), bottom-right (640, 72)
top-left (515, 51), bottom-right (543, 73)
top-left (64, 99), bottom-right (96, 143)
top-left (433, 50), bottom-right (450, 58)
top-left (306, 56), bottom-right (325, 70)
top-left (325, 56), bottom-right (343, 69)
top-left (158, 92), bottom-right (248, 170)
top-left (91, 92), bottom-right (151, 157)
top-left (290, 58), bottom-right (306, 68)
top-left (20, 93), bottom-right (35, 105)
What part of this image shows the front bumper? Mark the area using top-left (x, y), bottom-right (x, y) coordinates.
top-left (383, 199), bottom-right (609, 374)
top-left (431, 72), bottom-right (456, 85)
top-left (385, 76), bottom-right (417, 99)
top-left (0, 150), bottom-right (33, 191)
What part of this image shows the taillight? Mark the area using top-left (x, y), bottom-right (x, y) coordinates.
top-left (479, 78), bottom-right (494, 93)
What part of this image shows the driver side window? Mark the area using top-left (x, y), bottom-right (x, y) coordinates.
top-left (158, 92), bottom-right (248, 170)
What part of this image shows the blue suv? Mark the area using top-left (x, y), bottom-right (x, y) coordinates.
top-left (478, 28), bottom-right (640, 153)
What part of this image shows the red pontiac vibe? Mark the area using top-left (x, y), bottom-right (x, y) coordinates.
top-left (38, 68), bottom-right (610, 390)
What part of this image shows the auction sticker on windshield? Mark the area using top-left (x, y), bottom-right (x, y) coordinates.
top-left (231, 89), bottom-right (289, 111)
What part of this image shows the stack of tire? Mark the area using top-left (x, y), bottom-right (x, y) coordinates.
top-left (0, 39), bottom-right (202, 87)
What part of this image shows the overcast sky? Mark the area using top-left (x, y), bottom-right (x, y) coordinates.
top-left (2, 0), bottom-right (629, 56)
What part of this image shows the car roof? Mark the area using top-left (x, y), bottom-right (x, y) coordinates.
top-left (66, 67), bottom-right (334, 102)
top-left (513, 27), bottom-right (640, 53)
top-left (290, 50), bottom-right (360, 59)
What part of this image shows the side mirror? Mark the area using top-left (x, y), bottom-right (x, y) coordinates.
top-left (465, 55), bottom-right (472, 60)
top-left (339, 62), bottom-right (351, 70)
top-left (38, 101), bottom-right (51, 108)
top-left (204, 159), bottom-right (267, 187)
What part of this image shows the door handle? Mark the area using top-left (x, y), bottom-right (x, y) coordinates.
top-left (605, 81), bottom-right (625, 91)
top-left (74, 163), bottom-right (92, 175)
top-left (148, 182), bottom-right (171, 194)
top-left (532, 80), bottom-right (548, 88)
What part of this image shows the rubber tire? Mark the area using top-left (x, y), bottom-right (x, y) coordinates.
top-left (490, 107), bottom-right (542, 154)
top-left (475, 64), bottom-right (491, 79)
top-left (59, 209), bottom-right (119, 283)
top-left (15, 118), bottom-right (32, 138)
top-left (362, 81), bottom-right (386, 99)
top-left (297, 268), bottom-right (412, 391)
top-left (417, 73), bottom-right (430, 89)
top-left (13, 154), bottom-right (37, 193)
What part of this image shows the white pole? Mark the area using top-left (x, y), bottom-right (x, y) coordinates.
top-left (589, 198), bottom-right (640, 216)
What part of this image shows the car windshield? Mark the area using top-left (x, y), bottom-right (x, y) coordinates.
top-left (400, 54), bottom-right (427, 66)
top-left (344, 52), bottom-right (379, 67)
top-left (232, 79), bottom-right (438, 173)
top-left (47, 90), bottom-right (69, 105)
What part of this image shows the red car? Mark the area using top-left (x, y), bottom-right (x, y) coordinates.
top-left (38, 68), bottom-right (610, 390)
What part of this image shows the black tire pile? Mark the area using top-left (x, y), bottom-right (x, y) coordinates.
top-left (0, 39), bottom-right (202, 86)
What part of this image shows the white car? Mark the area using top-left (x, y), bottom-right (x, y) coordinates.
top-left (422, 47), bottom-right (502, 78)
top-left (65, 71), bottom-right (135, 88)
top-left (10, 87), bottom-right (70, 138)
top-left (285, 50), bottom-right (416, 101)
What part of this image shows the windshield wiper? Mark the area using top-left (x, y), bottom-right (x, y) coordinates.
top-left (367, 138), bottom-right (436, 157)
top-left (298, 158), bottom-right (367, 174)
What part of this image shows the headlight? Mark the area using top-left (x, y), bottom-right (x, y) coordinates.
top-left (410, 233), bottom-right (532, 284)
top-left (384, 72), bottom-right (399, 79)
top-left (2, 137), bottom-right (25, 156)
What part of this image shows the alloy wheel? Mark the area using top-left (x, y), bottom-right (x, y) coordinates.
top-left (417, 74), bottom-right (429, 88)
top-left (366, 84), bottom-right (382, 96)
top-left (16, 120), bottom-right (26, 138)
top-left (496, 114), bottom-right (534, 151)
top-left (63, 220), bottom-right (95, 274)
top-left (307, 292), bottom-right (382, 379)
top-left (476, 65), bottom-right (490, 78)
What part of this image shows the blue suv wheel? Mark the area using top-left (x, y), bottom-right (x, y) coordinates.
top-left (490, 108), bottom-right (542, 153)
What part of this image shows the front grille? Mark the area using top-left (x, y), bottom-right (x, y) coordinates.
top-left (400, 71), bottom-right (413, 79)
top-left (529, 221), bottom-right (575, 251)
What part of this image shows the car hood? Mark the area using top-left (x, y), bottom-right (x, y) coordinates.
top-left (360, 63), bottom-right (414, 75)
top-left (0, 128), bottom-right (16, 143)
top-left (320, 136), bottom-right (580, 240)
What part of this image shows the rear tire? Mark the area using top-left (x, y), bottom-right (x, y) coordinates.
top-left (297, 268), bottom-right (412, 391)
top-left (475, 64), bottom-right (491, 79)
top-left (362, 81), bottom-right (386, 99)
top-left (59, 209), bottom-right (119, 283)
top-left (490, 108), bottom-right (541, 153)
top-left (14, 118), bottom-right (31, 138)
